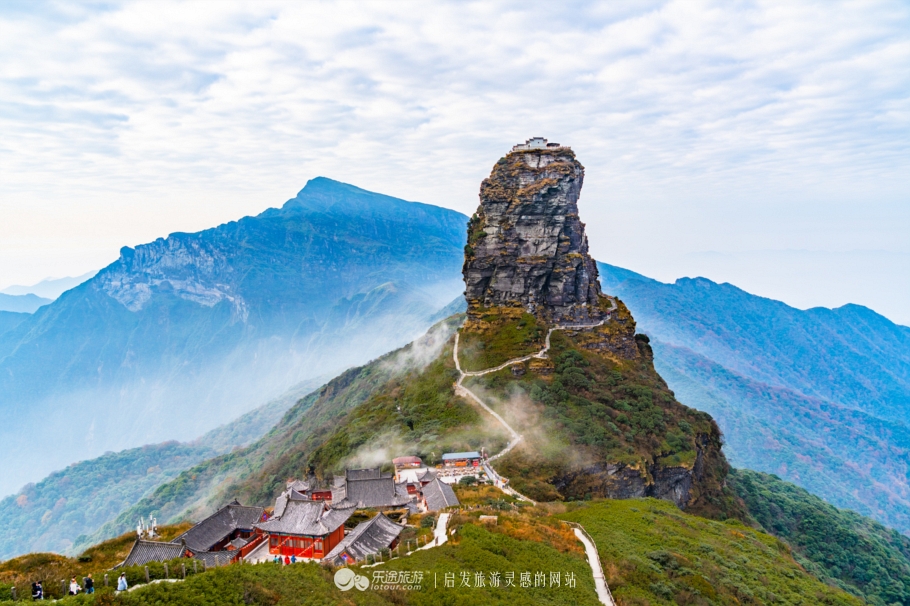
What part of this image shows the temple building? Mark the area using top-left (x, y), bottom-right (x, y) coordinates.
top-left (323, 513), bottom-right (404, 565)
top-left (420, 478), bottom-right (460, 512)
top-left (441, 451), bottom-right (482, 469)
top-left (397, 467), bottom-right (438, 495)
top-left (331, 467), bottom-right (411, 510)
top-left (255, 500), bottom-right (354, 559)
top-left (173, 500), bottom-right (265, 554)
top-left (118, 500), bottom-right (263, 568)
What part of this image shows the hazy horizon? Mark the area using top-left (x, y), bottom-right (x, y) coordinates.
top-left (2, 1), bottom-right (908, 323)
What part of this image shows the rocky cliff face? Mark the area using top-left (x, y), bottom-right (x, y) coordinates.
top-left (98, 238), bottom-right (247, 319)
top-left (463, 147), bottom-right (607, 325)
top-left (460, 143), bottom-right (737, 518)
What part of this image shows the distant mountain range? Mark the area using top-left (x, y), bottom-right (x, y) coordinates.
top-left (0, 375), bottom-right (322, 559)
top-left (0, 293), bottom-right (52, 313)
top-left (0, 177), bottom-right (467, 497)
top-left (1, 271), bottom-right (97, 300)
top-left (597, 263), bottom-right (910, 533)
top-left (3, 178), bottom-right (909, 564)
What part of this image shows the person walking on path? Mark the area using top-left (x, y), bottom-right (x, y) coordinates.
top-left (31, 581), bottom-right (43, 600)
top-left (283, 555), bottom-right (290, 565)
top-left (290, 555), bottom-right (296, 564)
top-left (117, 573), bottom-right (128, 592)
top-left (68, 577), bottom-right (80, 595)
top-left (84, 574), bottom-right (94, 594)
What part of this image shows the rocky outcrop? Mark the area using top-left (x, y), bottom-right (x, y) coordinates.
top-left (463, 147), bottom-right (608, 325)
top-left (97, 238), bottom-right (247, 319)
top-left (551, 434), bottom-right (711, 508)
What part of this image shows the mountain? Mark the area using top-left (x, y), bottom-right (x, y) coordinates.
top-left (0, 312), bottom-right (28, 338)
top-left (0, 271), bottom-right (97, 300)
top-left (730, 469), bottom-right (910, 606)
top-left (598, 263), bottom-right (910, 533)
top-left (0, 293), bottom-right (52, 313)
top-left (96, 145), bottom-right (743, 544)
top-left (0, 177), bottom-right (467, 497)
top-left (39, 143), bottom-right (899, 606)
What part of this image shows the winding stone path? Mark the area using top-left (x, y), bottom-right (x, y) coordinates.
top-left (451, 297), bottom-right (617, 503)
top-left (572, 526), bottom-right (616, 606)
top-left (451, 298), bottom-right (619, 602)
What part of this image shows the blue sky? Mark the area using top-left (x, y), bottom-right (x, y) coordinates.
top-left (1, 1), bottom-right (908, 323)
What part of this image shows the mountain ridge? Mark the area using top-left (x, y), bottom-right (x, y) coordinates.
top-left (0, 177), bottom-right (468, 496)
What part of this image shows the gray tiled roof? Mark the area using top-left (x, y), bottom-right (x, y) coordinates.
top-left (422, 479), bottom-right (459, 511)
top-left (331, 484), bottom-right (346, 503)
top-left (346, 468), bottom-right (383, 481)
top-left (255, 500), bottom-right (354, 536)
top-left (173, 502), bottom-right (265, 552)
top-left (118, 540), bottom-right (239, 569)
top-left (334, 476), bottom-right (411, 509)
top-left (417, 469), bottom-right (438, 483)
top-left (193, 550), bottom-right (235, 568)
top-left (323, 514), bottom-right (403, 564)
top-left (286, 480), bottom-right (310, 492)
top-left (120, 540), bottom-right (185, 567)
top-left (273, 493), bottom-right (290, 519)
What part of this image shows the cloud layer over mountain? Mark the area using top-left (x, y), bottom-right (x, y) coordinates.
top-left (1, 1), bottom-right (908, 321)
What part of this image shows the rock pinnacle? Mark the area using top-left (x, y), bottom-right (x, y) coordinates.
top-left (462, 140), bottom-right (608, 325)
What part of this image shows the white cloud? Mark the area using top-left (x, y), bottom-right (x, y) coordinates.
top-left (0, 0), bottom-right (908, 321)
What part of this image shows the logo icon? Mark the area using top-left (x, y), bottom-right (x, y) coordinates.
top-left (334, 568), bottom-right (370, 591)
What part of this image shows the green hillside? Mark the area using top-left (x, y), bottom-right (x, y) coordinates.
top-left (730, 469), bottom-right (910, 605)
top-left (597, 262), bottom-right (910, 535)
top-left (558, 499), bottom-right (863, 605)
top-left (83, 318), bottom-right (465, 547)
top-left (0, 497), bottom-right (868, 605)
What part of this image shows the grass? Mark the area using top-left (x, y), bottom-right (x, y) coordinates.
top-left (467, 328), bottom-right (739, 518)
top-left (458, 306), bottom-right (544, 372)
top-left (730, 469), bottom-right (910, 606)
top-left (0, 514), bottom-right (598, 606)
top-left (558, 499), bottom-right (864, 606)
top-left (0, 524), bottom-right (191, 601)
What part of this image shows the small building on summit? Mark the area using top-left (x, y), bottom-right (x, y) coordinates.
top-left (255, 500), bottom-right (354, 559)
top-left (441, 451), bottom-right (482, 469)
top-left (323, 513), bottom-right (404, 565)
top-left (511, 137), bottom-right (563, 151)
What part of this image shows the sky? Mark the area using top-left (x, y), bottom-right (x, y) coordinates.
top-left (1, 0), bottom-right (908, 323)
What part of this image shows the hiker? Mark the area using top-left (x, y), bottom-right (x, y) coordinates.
top-left (84, 573), bottom-right (94, 594)
top-left (284, 555), bottom-right (290, 565)
top-left (290, 554), bottom-right (297, 564)
top-left (31, 581), bottom-right (43, 600)
top-left (117, 573), bottom-right (128, 592)
top-left (69, 577), bottom-right (80, 595)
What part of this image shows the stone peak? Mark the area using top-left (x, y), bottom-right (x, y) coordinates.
top-left (462, 147), bottom-right (606, 325)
